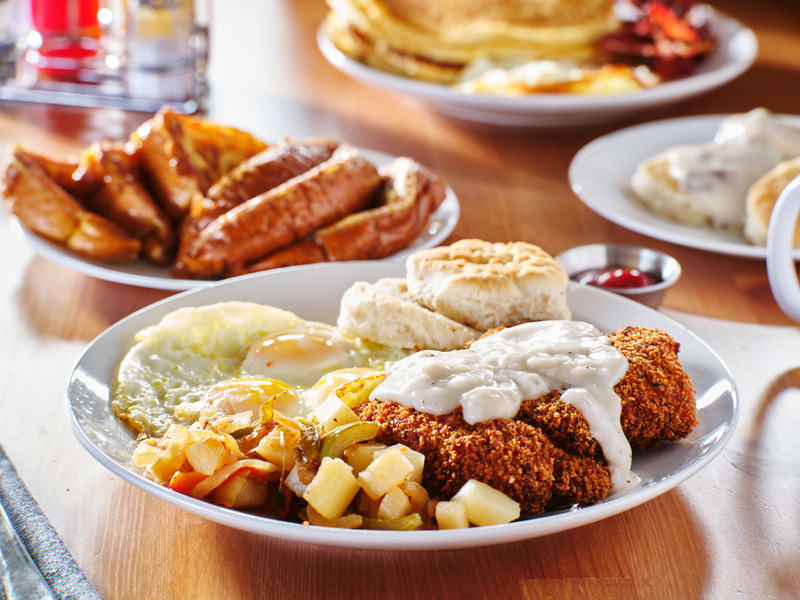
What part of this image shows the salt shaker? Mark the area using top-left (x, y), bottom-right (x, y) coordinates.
top-left (125, 0), bottom-right (207, 102)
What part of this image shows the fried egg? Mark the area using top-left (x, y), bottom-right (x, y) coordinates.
top-left (111, 301), bottom-right (408, 438)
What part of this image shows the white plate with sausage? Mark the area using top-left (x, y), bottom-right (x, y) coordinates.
top-left (9, 149), bottom-right (460, 290)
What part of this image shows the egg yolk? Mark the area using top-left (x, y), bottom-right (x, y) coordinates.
top-left (241, 329), bottom-right (357, 387)
top-left (204, 377), bottom-right (299, 421)
top-left (304, 367), bottom-right (382, 407)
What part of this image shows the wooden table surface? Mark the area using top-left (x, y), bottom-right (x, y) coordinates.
top-left (1, 0), bottom-right (799, 598)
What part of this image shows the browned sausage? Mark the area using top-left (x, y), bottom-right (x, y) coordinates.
top-left (130, 107), bottom-right (268, 218)
top-left (179, 145), bottom-right (382, 278)
top-left (228, 157), bottom-right (446, 276)
top-left (172, 137), bottom-right (339, 277)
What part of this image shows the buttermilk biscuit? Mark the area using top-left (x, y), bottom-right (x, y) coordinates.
top-left (405, 239), bottom-right (571, 331)
top-left (630, 154), bottom-right (717, 228)
top-left (337, 277), bottom-right (480, 351)
top-left (744, 157), bottom-right (800, 247)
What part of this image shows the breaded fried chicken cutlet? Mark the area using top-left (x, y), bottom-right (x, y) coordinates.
top-left (354, 401), bottom-right (611, 514)
top-left (354, 325), bottom-right (697, 514)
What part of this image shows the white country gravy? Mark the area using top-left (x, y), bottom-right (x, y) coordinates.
top-left (369, 320), bottom-right (632, 491)
top-left (662, 108), bottom-right (800, 229)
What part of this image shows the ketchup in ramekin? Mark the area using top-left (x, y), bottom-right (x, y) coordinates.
top-left (574, 267), bottom-right (660, 290)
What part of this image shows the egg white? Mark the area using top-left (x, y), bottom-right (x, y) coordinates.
top-left (111, 301), bottom-right (408, 438)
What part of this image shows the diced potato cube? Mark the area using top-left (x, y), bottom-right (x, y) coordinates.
top-left (313, 396), bottom-right (360, 432)
top-left (435, 501), bottom-right (470, 529)
top-left (254, 424), bottom-right (300, 470)
top-left (399, 481), bottom-right (430, 515)
top-left (451, 480), bottom-right (521, 526)
top-left (186, 436), bottom-right (233, 475)
top-left (357, 447), bottom-right (414, 500)
top-left (284, 465), bottom-right (308, 497)
top-left (132, 440), bottom-right (163, 468)
top-left (209, 473), bottom-right (270, 509)
top-left (149, 426), bottom-right (190, 481)
top-left (344, 442), bottom-right (388, 475)
top-left (378, 444), bottom-right (425, 483)
top-left (305, 505), bottom-right (363, 529)
top-left (377, 485), bottom-right (413, 520)
top-left (356, 490), bottom-right (382, 518)
top-left (303, 457), bottom-right (360, 520)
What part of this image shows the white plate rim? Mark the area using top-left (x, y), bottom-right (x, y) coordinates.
top-left (66, 261), bottom-right (739, 550)
top-left (317, 6), bottom-right (757, 126)
top-left (10, 148), bottom-right (460, 290)
top-left (569, 112), bottom-right (800, 260)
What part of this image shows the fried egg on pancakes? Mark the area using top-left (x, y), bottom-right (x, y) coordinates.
top-left (111, 301), bottom-right (408, 438)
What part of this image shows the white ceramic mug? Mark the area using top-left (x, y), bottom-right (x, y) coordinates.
top-left (766, 174), bottom-right (800, 322)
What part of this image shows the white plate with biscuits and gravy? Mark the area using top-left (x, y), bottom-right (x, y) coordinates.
top-left (67, 257), bottom-right (737, 550)
top-left (569, 111), bottom-right (800, 260)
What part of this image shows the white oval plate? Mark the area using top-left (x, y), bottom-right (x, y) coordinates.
top-left (569, 113), bottom-right (800, 260)
top-left (317, 7), bottom-right (756, 127)
top-left (10, 149), bottom-right (459, 290)
top-left (67, 261), bottom-right (738, 550)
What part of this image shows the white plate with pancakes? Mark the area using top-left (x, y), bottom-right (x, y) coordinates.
top-left (317, 7), bottom-right (756, 127)
top-left (67, 260), bottom-right (738, 550)
top-left (569, 113), bottom-right (800, 260)
top-left (7, 149), bottom-right (461, 290)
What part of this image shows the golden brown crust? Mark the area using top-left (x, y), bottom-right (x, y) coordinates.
top-left (516, 391), bottom-right (604, 460)
top-left (4, 111), bottom-right (446, 278)
top-left (744, 157), bottom-right (800, 246)
top-left (10, 146), bottom-right (101, 199)
top-left (131, 107), bottom-right (268, 218)
top-left (5, 147), bottom-right (141, 261)
top-left (607, 325), bottom-right (697, 449)
top-left (406, 239), bottom-right (571, 330)
top-left (325, 0), bottom-right (619, 83)
top-left (517, 326), bottom-right (697, 452)
top-left (315, 156), bottom-right (446, 260)
top-left (230, 238), bottom-right (330, 272)
top-left (81, 142), bottom-right (176, 264)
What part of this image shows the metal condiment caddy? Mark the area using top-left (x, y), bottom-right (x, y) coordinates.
top-left (0, 0), bottom-right (208, 112)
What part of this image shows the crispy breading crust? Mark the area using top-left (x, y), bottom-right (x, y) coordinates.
top-left (354, 401), bottom-right (611, 514)
top-left (608, 326), bottom-right (697, 450)
top-left (516, 392), bottom-right (603, 461)
top-left (499, 325), bottom-right (698, 452)
top-left (355, 325), bottom-right (696, 514)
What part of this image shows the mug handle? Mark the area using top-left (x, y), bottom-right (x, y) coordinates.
top-left (766, 175), bottom-right (800, 322)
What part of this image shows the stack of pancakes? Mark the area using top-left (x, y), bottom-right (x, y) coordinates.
top-left (326, 0), bottom-right (620, 84)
